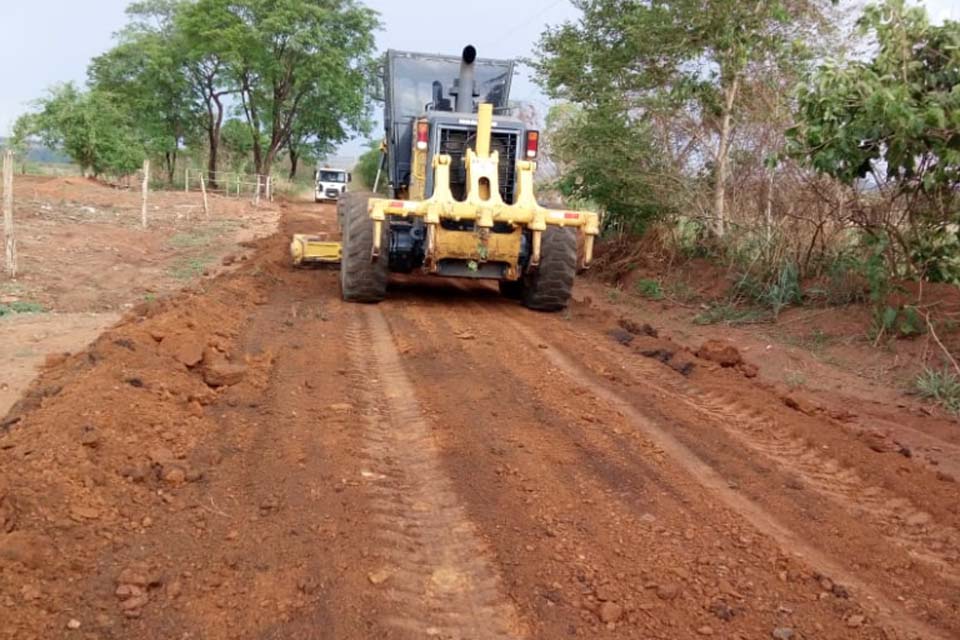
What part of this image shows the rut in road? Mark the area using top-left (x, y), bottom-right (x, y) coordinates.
top-left (546, 309), bottom-right (960, 585)
top-left (344, 305), bottom-right (523, 639)
top-left (462, 300), bottom-right (952, 640)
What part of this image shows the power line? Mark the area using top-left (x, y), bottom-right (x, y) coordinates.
top-left (490, 0), bottom-right (568, 50)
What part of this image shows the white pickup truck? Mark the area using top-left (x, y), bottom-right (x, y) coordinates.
top-left (314, 168), bottom-right (351, 203)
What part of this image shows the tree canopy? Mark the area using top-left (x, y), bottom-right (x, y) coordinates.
top-left (15, 0), bottom-right (378, 183)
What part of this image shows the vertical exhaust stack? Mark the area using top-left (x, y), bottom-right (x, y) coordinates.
top-left (456, 45), bottom-right (477, 113)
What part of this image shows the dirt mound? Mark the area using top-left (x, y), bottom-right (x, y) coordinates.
top-left (0, 250), bottom-right (275, 635)
top-left (696, 339), bottom-right (743, 367)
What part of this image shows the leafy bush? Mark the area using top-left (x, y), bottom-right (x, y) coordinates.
top-left (871, 304), bottom-right (924, 341)
top-left (635, 279), bottom-right (664, 300)
top-left (915, 367), bottom-right (960, 414)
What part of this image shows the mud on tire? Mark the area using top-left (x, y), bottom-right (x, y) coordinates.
top-left (339, 191), bottom-right (389, 303)
top-left (522, 226), bottom-right (578, 312)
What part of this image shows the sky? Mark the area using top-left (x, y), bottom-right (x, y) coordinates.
top-left (1, 0), bottom-right (958, 158)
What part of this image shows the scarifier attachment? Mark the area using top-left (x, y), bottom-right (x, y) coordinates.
top-left (290, 233), bottom-right (342, 266)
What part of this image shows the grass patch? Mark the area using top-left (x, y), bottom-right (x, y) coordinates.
top-left (168, 230), bottom-right (216, 249)
top-left (169, 256), bottom-right (213, 281)
top-left (915, 367), bottom-right (960, 415)
top-left (693, 303), bottom-right (768, 326)
top-left (666, 280), bottom-right (698, 303)
top-left (785, 371), bottom-right (808, 389)
top-left (0, 301), bottom-right (46, 317)
top-left (634, 278), bottom-right (664, 300)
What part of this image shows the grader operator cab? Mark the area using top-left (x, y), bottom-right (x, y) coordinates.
top-left (295, 45), bottom-right (599, 311)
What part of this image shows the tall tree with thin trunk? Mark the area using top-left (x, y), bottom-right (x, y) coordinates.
top-left (180, 0), bottom-right (377, 178)
top-left (535, 0), bottom-right (836, 237)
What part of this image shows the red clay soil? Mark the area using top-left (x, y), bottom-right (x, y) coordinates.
top-left (1, 199), bottom-right (959, 640)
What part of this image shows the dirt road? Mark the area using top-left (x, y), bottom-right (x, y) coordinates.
top-left (1, 199), bottom-right (958, 639)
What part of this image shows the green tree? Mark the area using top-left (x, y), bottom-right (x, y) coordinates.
top-left (220, 118), bottom-right (254, 172)
top-left (15, 84), bottom-right (145, 177)
top-left (789, 0), bottom-right (960, 279)
top-left (88, 0), bottom-right (200, 184)
top-left (178, 0), bottom-right (378, 178)
top-left (354, 140), bottom-right (385, 193)
top-left (546, 102), bottom-right (665, 233)
top-left (535, 0), bottom-right (836, 236)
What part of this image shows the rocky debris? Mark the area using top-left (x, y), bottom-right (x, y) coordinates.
top-left (148, 446), bottom-right (176, 466)
top-left (782, 394), bottom-right (815, 415)
top-left (670, 358), bottom-right (696, 377)
top-left (328, 403), bottom-right (354, 412)
top-left (598, 601), bottom-right (623, 623)
top-left (0, 484), bottom-right (17, 533)
top-left (772, 627), bottom-right (795, 639)
top-left (66, 619), bottom-right (81, 630)
top-left (159, 333), bottom-right (205, 368)
top-left (619, 317), bottom-right (658, 337)
top-left (846, 614), bottom-right (865, 628)
top-left (607, 328), bottom-right (635, 346)
top-left (202, 359), bottom-right (247, 387)
top-left (639, 347), bottom-right (673, 363)
top-left (0, 531), bottom-right (48, 569)
top-left (161, 466), bottom-right (187, 486)
top-left (79, 426), bottom-right (101, 448)
top-left (697, 625), bottom-right (715, 635)
top-left (115, 564), bottom-right (163, 618)
top-left (69, 505), bottom-right (101, 521)
top-left (739, 362), bottom-right (759, 378)
top-left (367, 569), bottom-right (392, 585)
top-left (707, 599), bottom-right (736, 621)
top-left (936, 470), bottom-right (956, 483)
top-left (696, 340), bottom-right (742, 367)
top-left (655, 583), bottom-right (681, 601)
top-left (863, 430), bottom-right (898, 454)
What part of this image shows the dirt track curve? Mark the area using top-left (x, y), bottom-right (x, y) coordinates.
top-left (1, 199), bottom-right (959, 640)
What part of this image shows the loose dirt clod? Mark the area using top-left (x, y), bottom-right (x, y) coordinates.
top-left (696, 339), bottom-right (743, 367)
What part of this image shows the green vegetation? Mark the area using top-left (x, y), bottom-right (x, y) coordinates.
top-left (0, 301), bottom-right (46, 317)
top-left (634, 279), bottom-right (664, 301)
top-left (693, 304), bottom-right (768, 327)
top-left (536, 0), bottom-right (960, 349)
top-left (354, 141), bottom-right (387, 194)
top-left (789, 0), bottom-right (960, 283)
top-left (915, 367), bottom-right (960, 415)
top-left (169, 256), bottom-right (213, 281)
top-left (13, 0), bottom-right (379, 184)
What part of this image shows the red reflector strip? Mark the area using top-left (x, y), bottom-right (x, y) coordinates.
top-left (564, 212), bottom-right (579, 220)
top-left (389, 201), bottom-right (404, 209)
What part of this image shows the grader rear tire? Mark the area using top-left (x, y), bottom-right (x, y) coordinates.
top-left (339, 192), bottom-right (388, 303)
top-left (522, 227), bottom-right (578, 312)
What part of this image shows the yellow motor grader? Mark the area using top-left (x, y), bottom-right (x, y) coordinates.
top-left (292, 45), bottom-right (599, 311)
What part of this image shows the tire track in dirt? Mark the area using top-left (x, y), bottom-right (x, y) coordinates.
top-left (343, 304), bottom-right (524, 639)
top-left (496, 298), bottom-right (960, 586)
top-left (474, 301), bottom-right (952, 640)
top-left (691, 389), bottom-right (960, 581)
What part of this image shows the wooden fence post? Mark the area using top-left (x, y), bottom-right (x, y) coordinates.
top-left (2, 150), bottom-right (15, 278)
top-left (267, 176), bottom-right (273, 202)
top-left (141, 159), bottom-right (150, 229)
top-left (200, 174), bottom-right (210, 218)
top-left (184, 168), bottom-right (190, 193)
top-left (236, 174), bottom-right (241, 198)
top-left (254, 175), bottom-right (261, 206)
